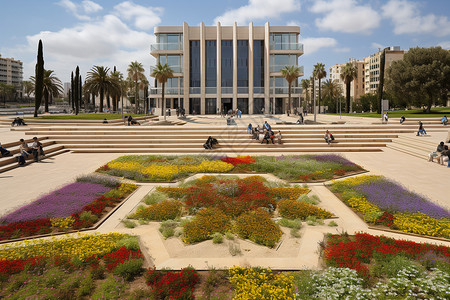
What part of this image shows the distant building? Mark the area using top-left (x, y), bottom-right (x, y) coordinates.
top-left (363, 46), bottom-right (405, 94)
top-left (0, 54), bottom-right (23, 97)
top-left (64, 82), bottom-right (71, 97)
top-left (149, 22), bottom-right (304, 114)
top-left (329, 59), bottom-right (365, 109)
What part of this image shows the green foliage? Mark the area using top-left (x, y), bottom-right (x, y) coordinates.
top-left (371, 254), bottom-right (420, 278)
top-left (225, 231), bottom-right (235, 240)
top-left (91, 274), bottom-right (126, 299)
top-left (278, 218), bottom-right (302, 229)
top-left (122, 219), bottom-right (136, 228)
top-left (290, 228), bottom-right (301, 238)
top-left (117, 236), bottom-right (140, 251)
top-left (159, 220), bottom-right (178, 239)
top-left (278, 199), bottom-right (333, 220)
top-left (143, 190), bottom-right (167, 205)
top-left (234, 209), bottom-right (282, 248)
top-left (79, 210), bottom-right (99, 223)
top-left (113, 259), bottom-right (144, 281)
top-left (211, 232), bottom-right (224, 244)
top-left (298, 194), bottom-right (320, 205)
top-left (228, 243), bottom-right (241, 256)
top-left (182, 208), bottom-right (231, 244)
top-left (328, 220), bottom-right (338, 227)
top-left (306, 216), bottom-right (324, 226)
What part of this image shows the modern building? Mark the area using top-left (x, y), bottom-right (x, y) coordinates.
top-left (0, 54), bottom-right (23, 96)
top-left (363, 46), bottom-right (405, 94)
top-left (149, 22), bottom-right (304, 115)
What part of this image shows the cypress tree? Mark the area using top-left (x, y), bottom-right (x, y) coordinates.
top-left (71, 71), bottom-right (74, 111)
top-left (377, 49), bottom-right (386, 114)
top-left (79, 75), bottom-right (83, 111)
top-left (34, 40), bottom-right (44, 117)
top-left (74, 66), bottom-right (79, 115)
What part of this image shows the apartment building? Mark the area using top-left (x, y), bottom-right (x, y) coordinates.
top-left (149, 22), bottom-right (304, 115)
top-left (364, 46), bottom-right (405, 94)
top-left (329, 59), bottom-right (365, 105)
top-left (0, 54), bottom-right (23, 95)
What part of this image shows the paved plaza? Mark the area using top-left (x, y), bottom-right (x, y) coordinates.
top-left (0, 113), bottom-right (449, 270)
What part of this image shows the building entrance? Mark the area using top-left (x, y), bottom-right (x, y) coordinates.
top-left (221, 98), bottom-right (233, 114)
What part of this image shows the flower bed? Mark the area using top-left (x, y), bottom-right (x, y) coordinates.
top-left (0, 177), bottom-right (138, 241)
top-left (323, 232), bottom-right (450, 281)
top-left (329, 175), bottom-right (450, 239)
top-left (146, 267), bottom-right (199, 299)
top-left (99, 154), bottom-right (364, 182)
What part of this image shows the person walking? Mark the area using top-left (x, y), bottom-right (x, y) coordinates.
top-left (416, 121), bottom-right (427, 136)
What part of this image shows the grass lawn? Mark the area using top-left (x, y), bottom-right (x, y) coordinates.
top-left (326, 107), bottom-right (450, 118)
top-left (30, 113), bottom-right (146, 120)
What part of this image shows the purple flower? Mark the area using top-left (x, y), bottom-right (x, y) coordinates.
top-left (0, 182), bottom-right (110, 223)
top-left (312, 154), bottom-right (357, 166)
top-left (355, 180), bottom-right (450, 219)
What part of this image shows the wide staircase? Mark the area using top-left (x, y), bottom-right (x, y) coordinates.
top-left (2, 119), bottom-right (448, 173)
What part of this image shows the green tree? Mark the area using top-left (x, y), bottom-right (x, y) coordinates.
top-left (30, 70), bottom-right (63, 113)
top-left (127, 61), bottom-right (146, 113)
top-left (340, 62), bottom-right (357, 113)
top-left (150, 63), bottom-right (174, 121)
top-left (0, 83), bottom-right (16, 106)
top-left (313, 63), bottom-right (326, 114)
top-left (280, 65), bottom-right (302, 114)
top-left (85, 66), bottom-right (119, 112)
top-left (386, 47), bottom-right (450, 113)
top-left (301, 78), bottom-right (310, 111)
top-left (110, 68), bottom-right (123, 112)
top-left (34, 39), bottom-right (44, 117)
top-left (322, 79), bottom-right (343, 113)
top-left (23, 80), bottom-right (34, 98)
top-left (74, 66), bottom-right (80, 114)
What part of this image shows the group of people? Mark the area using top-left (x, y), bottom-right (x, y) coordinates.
top-left (429, 141), bottom-right (449, 167)
top-left (221, 108), bottom-right (242, 118)
top-left (203, 136), bottom-right (218, 150)
top-left (248, 121), bottom-right (282, 145)
top-left (125, 116), bottom-right (140, 126)
top-left (11, 117), bottom-right (27, 126)
top-left (1, 137), bottom-right (45, 166)
top-left (176, 107), bottom-right (186, 117)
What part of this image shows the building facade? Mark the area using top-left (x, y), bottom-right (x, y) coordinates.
top-left (364, 46), bottom-right (405, 94)
top-left (0, 54), bottom-right (23, 96)
top-left (150, 22), bottom-right (304, 114)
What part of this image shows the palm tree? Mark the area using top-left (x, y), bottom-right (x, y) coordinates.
top-left (322, 79), bottom-right (343, 113)
top-left (30, 70), bottom-right (63, 113)
top-left (340, 62), bottom-right (358, 113)
top-left (150, 63), bottom-right (174, 121)
top-left (85, 66), bottom-right (119, 112)
top-left (23, 80), bottom-right (34, 98)
top-left (310, 75), bottom-right (316, 120)
top-left (301, 79), bottom-right (310, 111)
top-left (139, 77), bottom-right (149, 114)
top-left (127, 61), bottom-right (146, 113)
top-left (110, 70), bottom-right (123, 112)
top-left (280, 65), bottom-right (301, 114)
top-left (313, 63), bottom-right (326, 114)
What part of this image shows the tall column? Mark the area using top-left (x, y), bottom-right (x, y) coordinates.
top-left (216, 22), bottom-right (222, 113)
top-left (264, 22), bottom-right (270, 113)
top-left (232, 22), bottom-right (238, 111)
top-left (248, 22), bottom-right (254, 114)
top-left (183, 22), bottom-right (190, 113)
top-left (200, 22), bottom-right (206, 114)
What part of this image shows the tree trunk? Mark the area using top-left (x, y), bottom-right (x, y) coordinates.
top-left (135, 79), bottom-right (139, 114)
top-left (318, 78), bottom-right (321, 114)
top-left (44, 90), bottom-right (49, 113)
top-left (162, 82), bottom-right (166, 121)
top-left (346, 82), bottom-right (351, 113)
top-left (99, 88), bottom-right (104, 113)
top-left (288, 82), bottom-right (292, 114)
top-left (426, 92), bottom-right (433, 113)
top-left (106, 93), bottom-right (111, 109)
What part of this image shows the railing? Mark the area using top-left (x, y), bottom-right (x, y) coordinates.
top-left (271, 87), bottom-right (302, 94)
top-left (221, 87), bottom-right (233, 94)
top-left (150, 65), bottom-right (183, 73)
top-left (205, 87), bottom-right (217, 94)
top-left (189, 87), bottom-right (200, 94)
top-left (150, 87), bottom-right (183, 95)
top-left (270, 43), bottom-right (304, 51)
top-left (150, 43), bottom-right (183, 51)
top-left (253, 87), bottom-right (265, 94)
top-left (270, 65), bottom-right (304, 73)
top-left (237, 87), bottom-right (248, 94)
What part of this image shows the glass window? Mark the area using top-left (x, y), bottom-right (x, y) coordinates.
top-left (221, 40), bottom-right (233, 87)
top-left (237, 40), bottom-right (248, 87)
top-left (190, 41), bottom-right (200, 87)
top-left (253, 40), bottom-right (264, 87)
top-left (205, 40), bottom-right (217, 87)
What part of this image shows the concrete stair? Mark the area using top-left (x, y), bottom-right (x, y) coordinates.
top-left (387, 135), bottom-right (438, 160)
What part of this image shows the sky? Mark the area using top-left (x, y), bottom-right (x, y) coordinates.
top-left (0, 0), bottom-right (449, 85)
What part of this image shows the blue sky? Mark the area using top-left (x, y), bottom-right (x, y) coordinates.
top-left (0, 0), bottom-right (449, 84)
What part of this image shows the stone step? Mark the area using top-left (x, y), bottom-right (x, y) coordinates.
top-left (0, 146), bottom-right (68, 173)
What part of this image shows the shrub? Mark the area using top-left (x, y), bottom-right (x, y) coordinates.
top-left (182, 208), bottom-right (231, 244)
top-left (122, 220), bottom-right (136, 228)
top-left (76, 174), bottom-right (120, 187)
top-left (278, 218), bottom-right (302, 229)
top-left (159, 220), bottom-right (179, 239)
top-left (228, 243), bottom-right (241, 256)
top-left (146, 267), bottom-right (199, 299)
top-left (79, 211), bottom-right (99, 223)
top-left (278, 199), bottom-right (333, 220)
top-left (271, 187), bottom-right (309, 200)
top-left (91, 274), bottom-right (126, 299)
top-left (113, 258), bottom-right (143, 281)
top-left (234, 209), bottom-right (282, 248)
top-left (143, 190), bottom-right (167, 205)
top-left (225, 231), bottom-right (235, 240)
top-left (211, 232), bottom-right (224, 244)
top-left (130, 200), bottom-right (182, 221)
top-left (328, 220), bottom-right (338, 227)
top-left (298, 194), bottom-right (320, 205)
top-left (116, 236), bottom-right (140, 251)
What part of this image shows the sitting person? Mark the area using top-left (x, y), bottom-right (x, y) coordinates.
top-left (0, 143), bottom-right (11, 157)
top-left (103, 118), bottom-right (108, 124)
top-left (252, 125), bottom-right (260, 140)
top-left (276, 130), bottom-right (282, 144)
top-left (17, 138), bottom-right (30, 165)
top-left (400, 116), bottom-right (406, 124)
top-left (441, 115), bottom-right (448, 126)
top-left (263, 121), bottom-right (271, 131)
top-left (429, 141), bottom-right (445, 162)
top-left (416, 121), bottom-right (427, 136)
top-left (203, 136), bottom-right (218, 149)
top-left (324, 130), bottom-right (335, 145)
top-left (127, 115), bottom-right (133, 126)
top-left (31, 137), bottom-right (44, 162)
top-left (11, 117), bottom-right (27, 126)
top-left (383, 112), bottom-right (389, 123)
top-left (269, 130), bottom-right (275, 144)
top-left (296, 113), bottom-right (304, 125)
top-left (261, 130), bottom-right (271, 144)
top-left (247, 123), bottom-right (252, 134)
top-left (439, 146), bottom-right (449, 165)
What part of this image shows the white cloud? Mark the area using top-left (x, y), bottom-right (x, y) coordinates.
top-left (300, 37), bottom-right (337, 55)
top-left (22, 3), bottom-right (162, 83)
top-left (214, 0), bottom-right (300, 25)
top-left (334, 47), bottom-right (350, 53)
top-left (113, 1), bottom-right (163, 30)
top-left (438, 41), bottom-right (450, 49)
top-left (310, 0), bottom-right (380, 34)
top-left (82, 0), bottom-right (102, 14)
top-left (57, 0), bottom-right (102, 20)
top-left (382, 0), bottom-right (450, 37)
